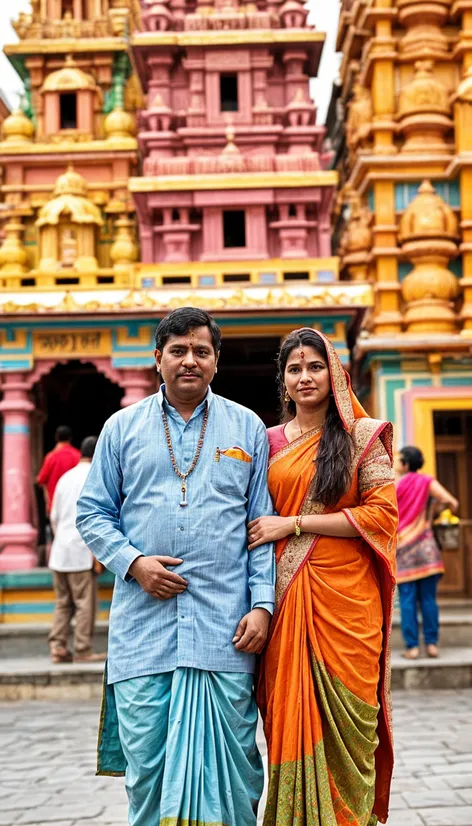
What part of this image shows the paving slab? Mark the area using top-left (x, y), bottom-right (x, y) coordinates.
top-left (0, 690), bottom-right (471, 825)
top-left (418, 807), bottom-right (472, 826)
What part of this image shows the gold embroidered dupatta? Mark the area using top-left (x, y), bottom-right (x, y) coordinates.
top-left (257, 334), bottom-right (398, 826)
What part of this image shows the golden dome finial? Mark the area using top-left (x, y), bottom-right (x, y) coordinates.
top-left (399, 180), bottom-right (458, 242)
top-left (2, 109), bottom-right (35, 143)
top-left (399, 180), bottom-right (460, 334)
top-left (0, 220), bottom-right (28, 273)
top-left (41, 57), bottom-right (96, 93)
top-left (222, 123), bottom-right (239, 155)
top-left (111, 214), bottom-right (138, 276)
top-left (53, 165), bottom-right (89, 198)
top-left (104, 105), bottom-right (135, 141)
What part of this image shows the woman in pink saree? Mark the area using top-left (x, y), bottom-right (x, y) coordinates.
top-left (396, 446), bottom-right (459, 659)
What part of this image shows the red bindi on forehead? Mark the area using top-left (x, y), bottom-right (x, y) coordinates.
top-left (299, 349), bottom-right (305, 359)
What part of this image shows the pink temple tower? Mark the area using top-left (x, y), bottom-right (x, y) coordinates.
top-left (130, 0), bottom-right (336, 278)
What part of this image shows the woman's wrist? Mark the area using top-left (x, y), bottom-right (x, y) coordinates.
top-left (291, 515), bottom-right (304, 535)
top-left (291, 514), bottom-right (322, 534)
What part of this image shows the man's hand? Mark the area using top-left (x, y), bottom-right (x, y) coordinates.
top-left (232, 608), bottom-right (271, 654)
top-left (128, 556), bottom-right (187, 600)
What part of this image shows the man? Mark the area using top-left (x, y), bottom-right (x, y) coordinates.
top-left (77, 308), bottom-right (275, 826)
top-left (38, 425), bottom-right (81, 512)
top-left (49, 436), bottom-right (105, 665)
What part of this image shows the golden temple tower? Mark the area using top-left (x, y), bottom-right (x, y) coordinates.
top-left (329, 0), bottom-right (472, 596)
top-left (0, 0), bottom-right (140, 288)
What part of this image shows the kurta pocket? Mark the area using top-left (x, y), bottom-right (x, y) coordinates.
top-left (211, 451), bottom-right (252, 495)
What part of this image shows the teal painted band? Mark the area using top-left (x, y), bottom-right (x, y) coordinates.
top-left (2, 313), bottom-right (353, 332)
top-left (0, 600), bottom-right (112, 615)
top-left (0, 361), bottom-right (32, 371)
top-left (0, 569), bottom-right (115, 588)
top-left (4, 424), bottom-right (30, 434)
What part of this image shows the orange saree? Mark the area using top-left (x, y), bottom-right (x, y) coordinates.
top-left (258, 335), bottom-right (398, 826)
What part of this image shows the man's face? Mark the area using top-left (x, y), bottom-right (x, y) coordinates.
top-left (154, 326), bottom-right (218, 401)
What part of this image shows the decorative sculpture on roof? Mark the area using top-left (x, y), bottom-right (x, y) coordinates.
top-left (36, 166), bottom-right (103, 274)
top-left (399, 181), bottom-right (459, 333)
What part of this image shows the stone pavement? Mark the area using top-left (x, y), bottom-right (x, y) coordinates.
top-left (0, 690), bottom-right (471, 826)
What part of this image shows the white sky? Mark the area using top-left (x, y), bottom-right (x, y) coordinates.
top-left (0, 1), bottom-right (341, 122)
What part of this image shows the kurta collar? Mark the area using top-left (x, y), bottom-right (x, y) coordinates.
top-left (157, 383), bottom-right (214, 421)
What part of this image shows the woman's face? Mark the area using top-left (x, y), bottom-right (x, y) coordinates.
top-left (284, 345), bottom-right (331, 410)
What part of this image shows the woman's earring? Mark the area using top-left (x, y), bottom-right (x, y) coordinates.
top-left (284, 389), bottom-right (290, 403)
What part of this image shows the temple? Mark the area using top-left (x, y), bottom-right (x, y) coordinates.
top-left (327, 0), bottom-right (472, 597)
top-left (0, 0), bottom-right (142, 573)
top-left (0, 0), bottom-right (370, 594)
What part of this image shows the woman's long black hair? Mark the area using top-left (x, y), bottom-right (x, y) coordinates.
top-left (278, 329), bottom-right (353, 507)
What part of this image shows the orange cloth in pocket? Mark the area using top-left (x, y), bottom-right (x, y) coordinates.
top-left (220, 447), bottom-right (252, 463)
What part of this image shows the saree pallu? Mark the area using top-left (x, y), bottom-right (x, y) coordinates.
top-left (258, 417), bottom-right (397, 826)
top-left (396, 472), bottom-right (444, 584)
top-left (98, 666), bottom-right (264, 826)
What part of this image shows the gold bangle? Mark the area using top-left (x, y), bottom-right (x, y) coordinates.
top-left (295, 514), bottom-right (302, 537)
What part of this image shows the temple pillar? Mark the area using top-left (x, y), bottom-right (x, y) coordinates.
top-left (0, 373), bottom-right (37, 571)
top-left (119, 369), bottom-right (155, 407)
top-left (372, 180), bottom-right (403, 334)
top-left (453, 33), bottom-right (472, 332)
top-left (370, 6), bottom-right (396, 156)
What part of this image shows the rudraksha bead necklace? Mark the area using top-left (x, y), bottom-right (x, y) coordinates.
top-left (162, 402), bottom-right (209, 506)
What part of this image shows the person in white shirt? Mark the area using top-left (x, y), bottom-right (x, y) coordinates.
top-left (48, 436), bottom-right (105, 664)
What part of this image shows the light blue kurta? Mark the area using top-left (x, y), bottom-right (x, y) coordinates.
top-left (76, 386), bottom-right (275, 684)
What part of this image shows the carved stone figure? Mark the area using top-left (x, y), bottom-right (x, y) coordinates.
top-left (346, 82), bottom-right (372, 157)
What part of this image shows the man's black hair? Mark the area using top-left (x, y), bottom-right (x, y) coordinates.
top-left (81, 436), bottom-right (98, 459)
top-left (400, 445), bottom-right (424, 473)
top-left (55, 425), bottom-right (73, 443)
top-left (155, 307), bottom-right (221, 354)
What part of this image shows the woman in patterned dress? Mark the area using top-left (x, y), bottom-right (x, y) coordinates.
top-left (247, 329), bottom-right (398, 826)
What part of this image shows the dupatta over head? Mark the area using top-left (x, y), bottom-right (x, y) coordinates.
top-left (258, 332), bottom-right (398, 826)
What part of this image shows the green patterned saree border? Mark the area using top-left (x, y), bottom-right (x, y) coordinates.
top-left (263, 657), bottom-right (379, 826)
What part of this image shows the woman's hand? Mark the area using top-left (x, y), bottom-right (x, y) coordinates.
top-left (247, 516), bottom-right (294, 550)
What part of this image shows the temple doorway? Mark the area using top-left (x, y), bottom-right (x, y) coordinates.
top-left (434, 410), bottom-right (472, 597)
top-left (34, 361), bottom-right (124, 455)
top-left (32, 361), bottom-right (124, 557)
top-left (212, 336), bottom-right (280, 427)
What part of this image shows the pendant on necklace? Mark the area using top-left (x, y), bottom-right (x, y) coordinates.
top-left (180, 481), bottom-right (188, 507)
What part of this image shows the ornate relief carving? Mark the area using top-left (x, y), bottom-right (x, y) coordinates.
top-left (339, 191), bottom-right (373, 282)
top-left (346, 82), bottom-right (373, 160)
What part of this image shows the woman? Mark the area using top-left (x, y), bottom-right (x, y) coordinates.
top-left (395, 446), bottom-right (458, 660)
top-left (248, 329), bottom-right (398, 826)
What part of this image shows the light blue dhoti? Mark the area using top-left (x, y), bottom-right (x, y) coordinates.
top-left (97, 667), bottom-right (264, 826)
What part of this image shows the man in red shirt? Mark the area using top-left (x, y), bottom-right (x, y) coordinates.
top-left (37, 425), bottom-right (81, 512)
